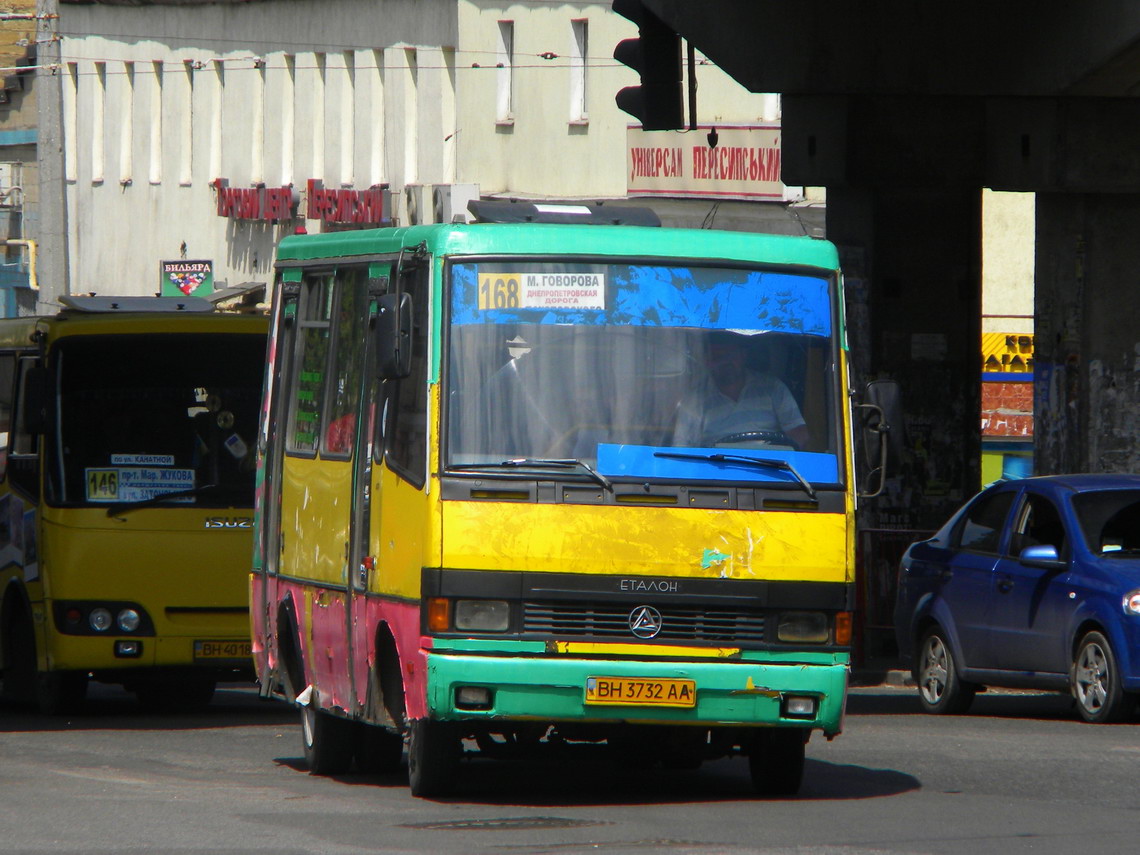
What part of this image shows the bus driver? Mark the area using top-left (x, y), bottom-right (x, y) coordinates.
top-left (672, 332), bottom-right (811, 450)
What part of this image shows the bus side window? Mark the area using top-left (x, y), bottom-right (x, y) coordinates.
top-left (320, 268), bottom-right (369, 459)
top-left (382, 262), bottom-right (429, 488)
top-left (0, 353), bottom-right (15, 480)
top-left (285, 274), bottom-right (333, 456)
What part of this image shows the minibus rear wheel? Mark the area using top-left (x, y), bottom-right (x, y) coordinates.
top-left (301, 701), bottom-right (356, 775)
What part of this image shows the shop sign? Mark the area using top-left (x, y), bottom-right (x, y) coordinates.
top-left (982, 332), bottom-right (1034, 374)
top-left (212, 179), bottom-right (298, 221)
top-left (306, 180), bottom-right (387, 224)
top-left (161, 259), bottom-right (213, 297)
top-left (626, 125), bottom-right (800, 201)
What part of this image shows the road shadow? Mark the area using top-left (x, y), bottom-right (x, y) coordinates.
top-left (0, 682), bottom-right (296, 733)
top-left (274, 746), bottom-right (919, 806)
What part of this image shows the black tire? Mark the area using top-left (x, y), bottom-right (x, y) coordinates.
top-left (1071, 631), bottom-right (1133, 724)
top-left (407, 718), bottom-right (460, 798)
top-left (1, 607), bottom-right (86, 715)
top-left (748, 729), bottom-right (806, 797)
top-left (36, 670), bottom-right (88, 716)
top-left (301, 702), bottom-right (357, 775)
top-left (355, 723), bottom-right (404, 774)
top-left (0, 607), bottom-right (36, 704)
top-left (916, 627), bottom-right (977, 714)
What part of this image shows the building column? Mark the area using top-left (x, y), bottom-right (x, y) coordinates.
top-left (1034, 193), bottom-right (1140, 474)
top-left (828, 185), bottom-right (983, 531)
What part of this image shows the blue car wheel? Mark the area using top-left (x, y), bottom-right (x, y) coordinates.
top-left (917, 627), bottom-right (977, 715)
top-left (1071, 631), bottom-right (1135, 724)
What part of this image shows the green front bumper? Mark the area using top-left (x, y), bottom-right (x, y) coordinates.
top-left (425, 646), bottom-right (849, 736)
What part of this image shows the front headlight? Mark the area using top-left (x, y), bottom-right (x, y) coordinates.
top-left (89, 608), bottom-right (113, 632)
top-left (453, 599), bottom-right (510, 632)
top-left (777, 611), bottom-right (829, 643)
top-left (117, 608), bottom-right (141, 632)
top-left (1124, 589), bottom-right (1140, 616)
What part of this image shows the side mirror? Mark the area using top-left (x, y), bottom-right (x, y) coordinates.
top-left (1019, 544), bottom-right (1065, 569)
top-left (376, 292), bottom-right (412, 379)
top-left (854, 379), bottom-right (903, 498)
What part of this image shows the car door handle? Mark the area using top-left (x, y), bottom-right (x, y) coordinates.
top-left (997, 577), bottom-right (1014, 593)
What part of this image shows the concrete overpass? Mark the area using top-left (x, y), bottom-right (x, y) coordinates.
top-left (632, 0), bottom-right (1140, 531)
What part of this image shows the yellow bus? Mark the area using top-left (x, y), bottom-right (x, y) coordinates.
top-left (0, 296), bottom-right (267, 713)
top-left (252, 202), bottom-right (886, 796)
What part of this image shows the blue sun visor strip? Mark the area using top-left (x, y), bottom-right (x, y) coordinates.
top-left (451, 263), bottom-right (832, 334)
top-left (596, 444), bottom-right (840, 484)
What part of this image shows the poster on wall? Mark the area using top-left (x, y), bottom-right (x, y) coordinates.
top-left (160, 260), bottom-right (214, 298)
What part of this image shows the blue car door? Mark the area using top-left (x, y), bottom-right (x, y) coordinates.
top-left (938, 487), bottom-right (1018, 670)
top-left (989, 489), bottom-right (1075, 675)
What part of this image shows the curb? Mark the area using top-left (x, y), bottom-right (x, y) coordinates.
top-left (850, 668), bottom-right (915, 689)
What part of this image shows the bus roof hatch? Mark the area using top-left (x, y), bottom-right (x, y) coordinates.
top-left (467, 198), bottom-right (661, 227)
top-left (58, 295), bottom-right (216, 314)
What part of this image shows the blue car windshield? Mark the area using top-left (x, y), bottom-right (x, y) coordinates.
top-left (446, 260), bottom-right (841, 485)
top-left (1071, 490), bottom-right (1140, 555)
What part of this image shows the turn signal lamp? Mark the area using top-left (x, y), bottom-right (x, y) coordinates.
top-left (427, 598), bottom-right (452, 632)
top-left (835, 611), bottom-right (853, 646)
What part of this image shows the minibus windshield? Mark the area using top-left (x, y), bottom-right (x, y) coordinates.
top-left (446, 260), bottom-right (842, 485)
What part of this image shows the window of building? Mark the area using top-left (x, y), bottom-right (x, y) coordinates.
top-left (92, 62), bottom-right (106, 183)
top-left (179, 60), bottom-right (194, 186)
top-left (120, 62), bottom-right (134, 185)
top-left (570, 19), bottom-right (588, 122)
top-left (149, 61), bottom-right (163, 185)
top-left (496, 20), bottom-right (514, 122)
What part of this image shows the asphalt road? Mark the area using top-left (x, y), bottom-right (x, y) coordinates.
top-left (1, 682), bottom-right (1136, 855)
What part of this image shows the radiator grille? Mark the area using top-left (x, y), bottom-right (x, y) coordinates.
top-left (523, 602), bottom-right (767, 643)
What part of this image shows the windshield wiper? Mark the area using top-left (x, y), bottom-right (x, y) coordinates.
top-left (450, 458), bottom-right (613, 492)
top-left (104, 483), bottom-right (234, 517)
top-left (654, 451), bottom-right (817, 501)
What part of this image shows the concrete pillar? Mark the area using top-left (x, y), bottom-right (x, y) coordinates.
top-left (828, 186), bottom-right (983, 530)
top-left (32, 0), bottom-right (69, 312)
top-left (1034, 194), bottom-right (1140, 473)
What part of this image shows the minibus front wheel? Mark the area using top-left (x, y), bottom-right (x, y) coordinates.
top-left (748, 728), bottom-right (807, 797)
top-left (407, 718), bottom-right (460, 797)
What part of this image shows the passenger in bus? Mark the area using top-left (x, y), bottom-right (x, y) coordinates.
top-left (672, 332), bottom-right (810, 450)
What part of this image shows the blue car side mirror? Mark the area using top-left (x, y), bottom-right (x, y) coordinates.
top-left (1019, 544), bottom-right (1065, 568)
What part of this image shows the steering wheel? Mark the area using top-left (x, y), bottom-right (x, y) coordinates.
top-left (711, 429), bottom-right (797, 450)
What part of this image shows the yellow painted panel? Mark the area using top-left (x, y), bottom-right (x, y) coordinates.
top-left (371, 465), bottom-right (431, 600)
top-left (441, 503), bottom-right (851, 583)
top-left (554, 641), bottom-right (739, 658)
top-left (279, 455), bottom-right (353, 586)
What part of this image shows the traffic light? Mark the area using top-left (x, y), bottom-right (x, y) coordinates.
top-left (612, 0), bottom-right (684, 131)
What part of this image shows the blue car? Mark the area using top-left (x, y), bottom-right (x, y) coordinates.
top-left (894, 474), bottom-right (1140, 723)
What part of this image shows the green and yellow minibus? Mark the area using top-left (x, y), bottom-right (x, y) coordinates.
top-left (0, 296), bottom-right (266, 712)
top-left (252, 201), bottom-right (884, 796)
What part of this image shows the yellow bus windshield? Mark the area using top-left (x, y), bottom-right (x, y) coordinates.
top-left (49, 333), bottom-right (264, 509)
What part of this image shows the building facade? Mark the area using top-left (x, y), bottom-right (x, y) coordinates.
top-left (0, 0), bottom-right (38, 315)
top-left (36, 0), bottom-right (800, 312)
